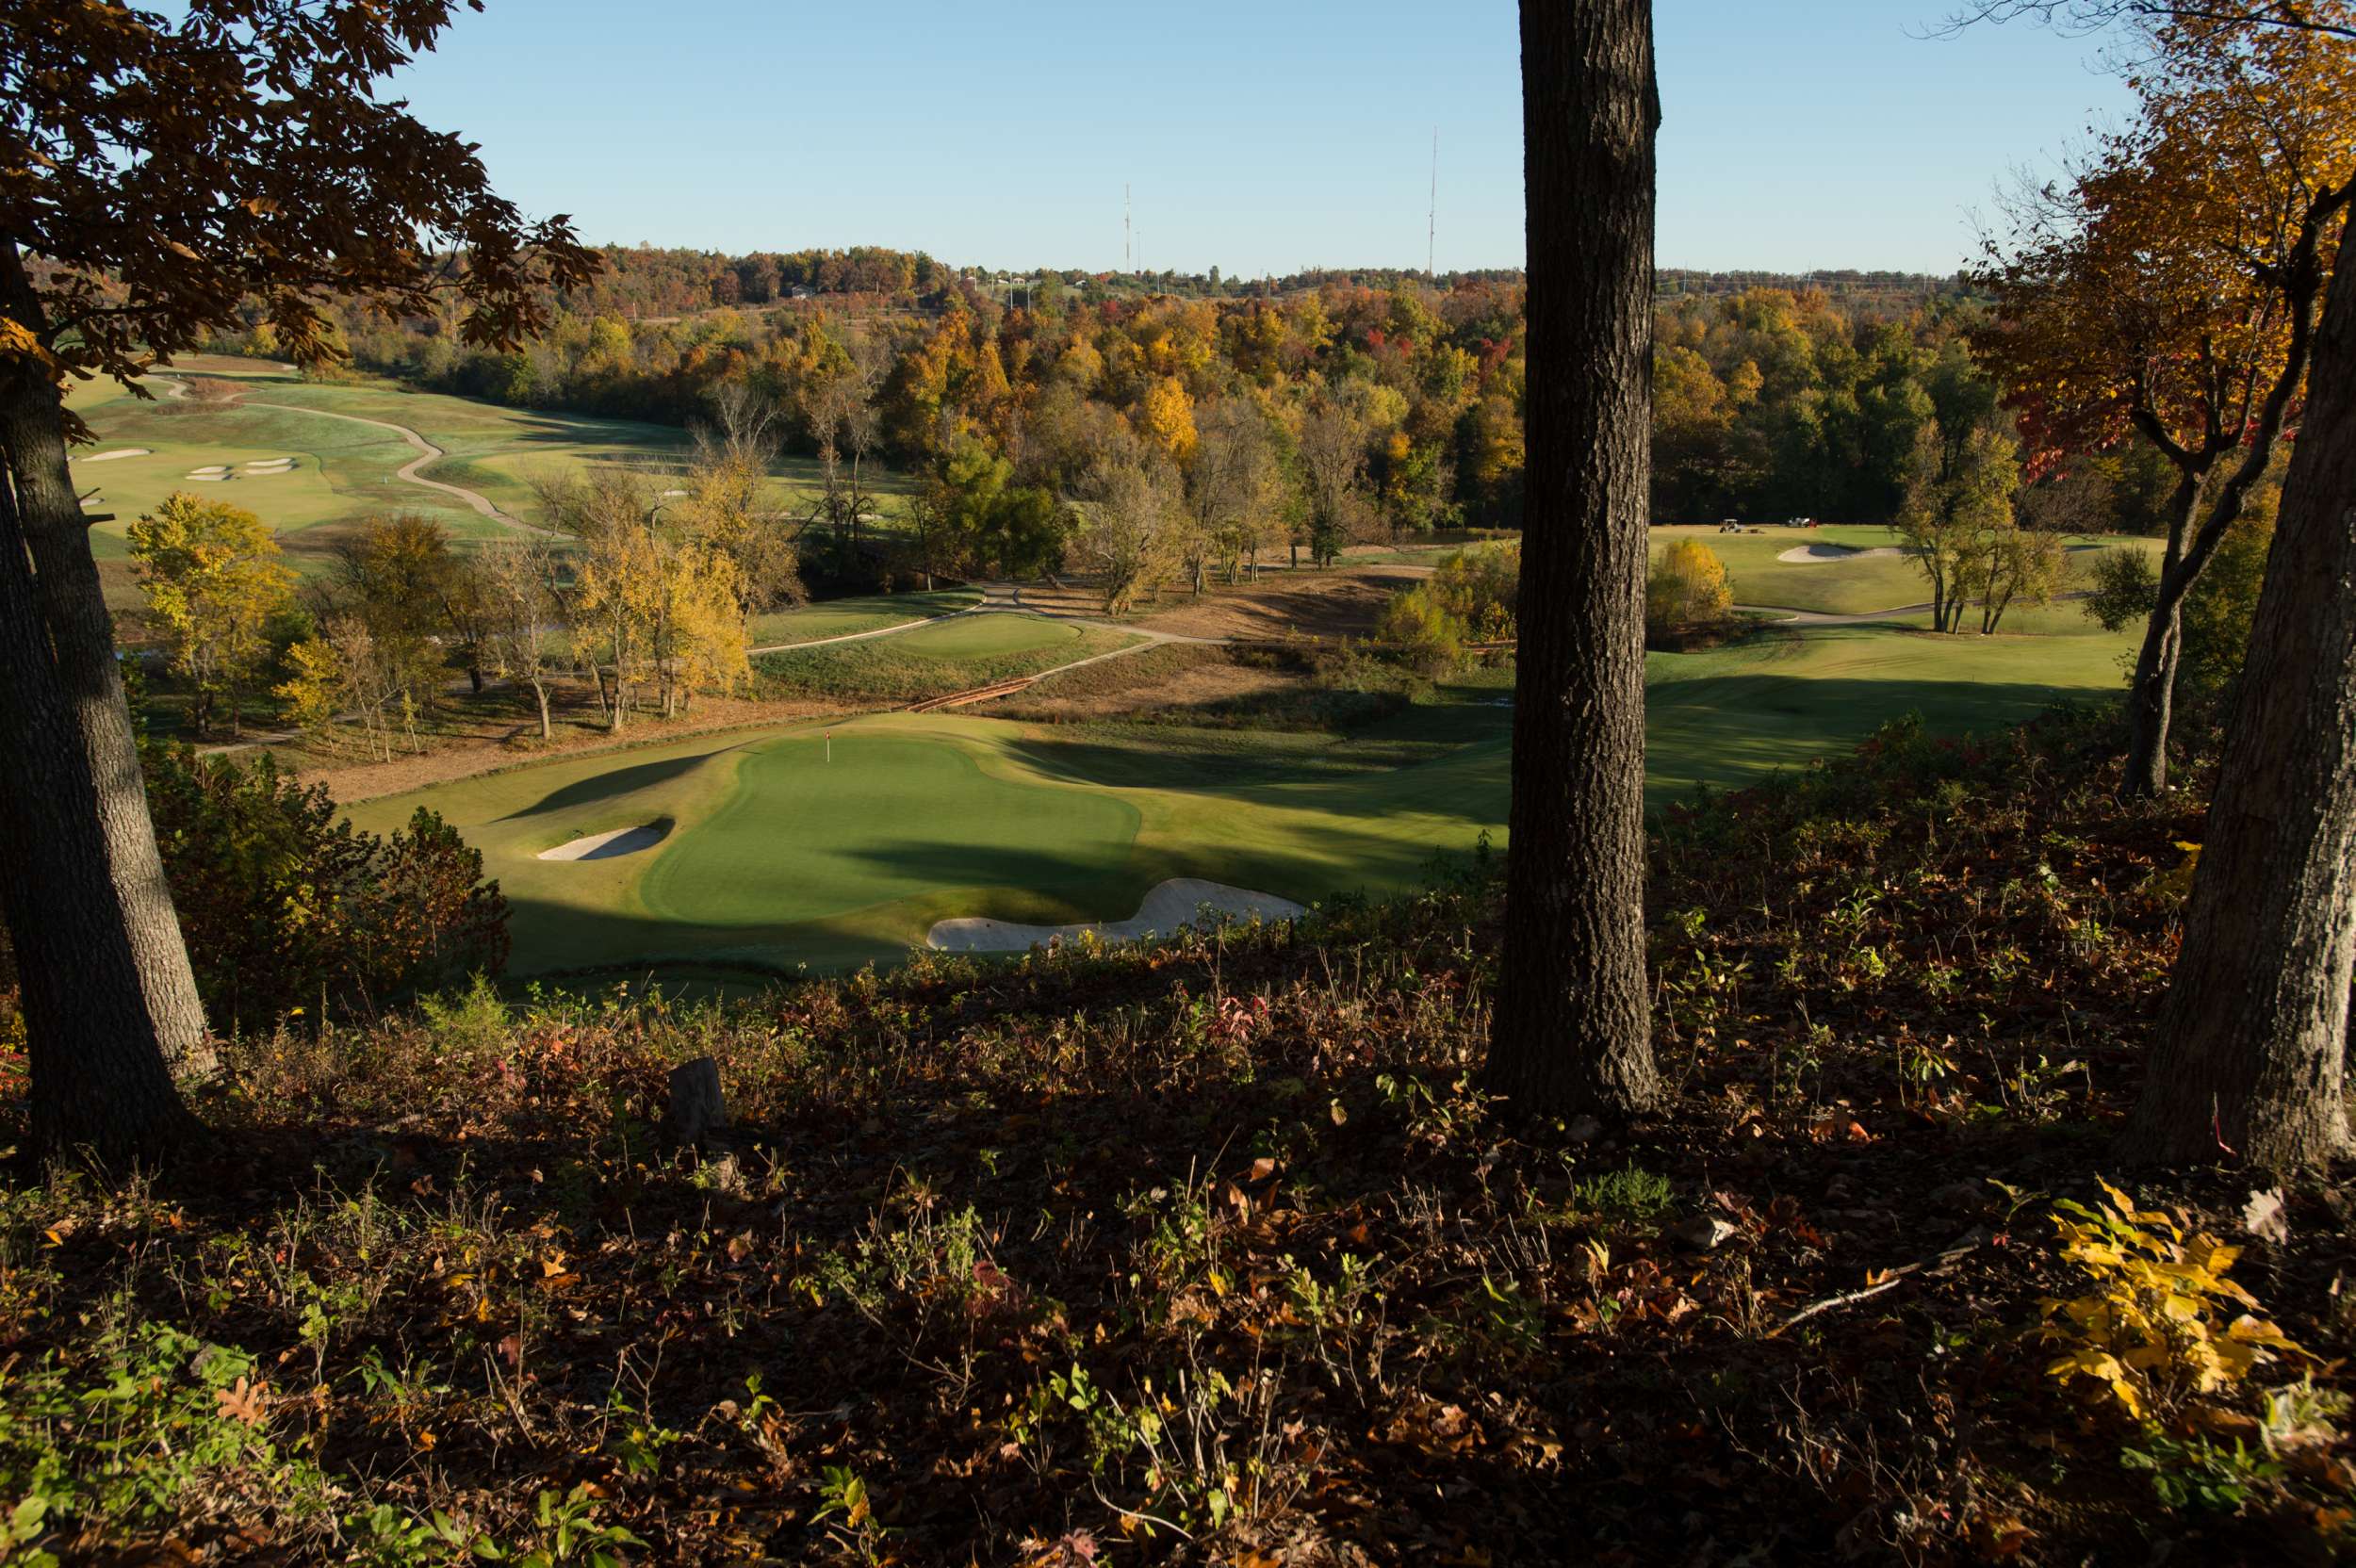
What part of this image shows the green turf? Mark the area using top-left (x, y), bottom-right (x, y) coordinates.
top-left (754, 616), bottom-right (1141, 706)
top-left (66, 363), bottom-right (912, 577)
top-left (1649, 524), bottom-right (2166, 616)
top-left (637, 732), bottom-right (1142, 938)
top-left (349, 619), bottom-right (2141, 979)
top-left (747, 591), bottom-right (981, 646)
top-left (890, 614), bottom-right (1087, 659)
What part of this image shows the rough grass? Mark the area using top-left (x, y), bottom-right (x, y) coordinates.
top-left (986, 643), bottom-right (1422, 731)
top-left (750, 617), bottom-right (1139, 707)
top-left (8, 710), bottom-right (2350, 1564)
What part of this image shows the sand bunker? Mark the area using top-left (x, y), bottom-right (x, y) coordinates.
top-left (243, 457), bottom-right (298, 472)
top-left (71, 449), bottom-right (150, 465)
top-left (537, 823), bottom-right (670, 861)
top-left (1776, 543), bottom-right (1904, 564)
top-left (928, 877), bottom-right (1305, 954)
top-left (186, 465), bottom-right (232, 480)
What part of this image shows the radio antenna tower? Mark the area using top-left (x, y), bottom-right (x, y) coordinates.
top-left (1427, 128), bottom-right (1439, 279)
top-left (1124, 184), bottom-right (1132, 270)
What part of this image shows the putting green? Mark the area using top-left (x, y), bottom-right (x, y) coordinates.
top-left (748, 591), bottom-right (981, 645)
top-left (639, 732), bottom-right (1141, 930)
top-left (347, 619), bottom-right (2141, 980)
top-left (889, 614), bottom-right (1094, 659)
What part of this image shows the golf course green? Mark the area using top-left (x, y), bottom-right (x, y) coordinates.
top-left (64, 358), bottom-right (908, 587)
top-left (1648, 522), bottom-right (2166, 616)
top-left (346, 614), bottom-right (2141, 981)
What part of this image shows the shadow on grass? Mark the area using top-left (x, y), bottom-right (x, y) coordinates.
top-left (498, 750), bottom-right (735, 823)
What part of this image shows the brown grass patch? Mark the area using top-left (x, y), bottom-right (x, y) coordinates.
top-left (1132, 565), bottom-right (1429, 641)
top-left (985, 643), bottom-right (1298, 722)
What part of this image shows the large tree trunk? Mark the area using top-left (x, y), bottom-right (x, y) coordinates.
top-left (0, 453), bottom-right (201, 1163)
top-left (1484, 0), bottom-right (1661, 1119)
top-left (2124, 225), bottom-right (2356, 1171)
top-left (0, 328), bottom-right (215, 1083)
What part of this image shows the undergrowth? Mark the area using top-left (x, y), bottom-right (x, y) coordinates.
top-left (0, 709), bottom-right (2349, 1564)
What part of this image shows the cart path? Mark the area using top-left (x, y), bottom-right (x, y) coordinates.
top-left (152, 374), bottom-right (559, 537)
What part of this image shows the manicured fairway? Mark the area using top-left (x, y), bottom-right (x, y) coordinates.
top-left (348, 619), bottom-right (2141, 980)
top-left (747, 591), bottom-right (981, 645)
top-left (1642, 622), bottom-right (2132, 800)
top-left (66, 363), bottom-right (910, 577)
top-left (1649, 524), bottom-right (2166, 615)
top-left (638, 733), bottom-right (1142, 934)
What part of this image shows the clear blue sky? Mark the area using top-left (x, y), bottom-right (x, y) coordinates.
top-left (380, 0), bottom-right (2135, 277)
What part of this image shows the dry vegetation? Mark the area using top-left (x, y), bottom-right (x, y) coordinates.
top-left (7, 710), bottom-right (2350, 1564)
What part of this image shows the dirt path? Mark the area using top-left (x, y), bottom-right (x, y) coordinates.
top-left (154, 374), bottom-right (557, 537)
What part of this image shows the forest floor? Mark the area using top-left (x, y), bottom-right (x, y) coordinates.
top-left (6, 710), bottom-right (2351, 1564)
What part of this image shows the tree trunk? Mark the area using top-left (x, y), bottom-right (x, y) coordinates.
top-left (2123, 224), bottom-right (2356, 1171)
top-left (2121, 602), bottom-right (2184, 795)
top-left (0, 299), bottom-right (215, 1083)
top-left (532, 679), bottom-right (552, 741)
top-left (1485, 0), bottom-right (1661, 1119)
top-left (2124, 255), bottom-right (2319, 798)
top-left (0, 454), bottom-right (201, 1163)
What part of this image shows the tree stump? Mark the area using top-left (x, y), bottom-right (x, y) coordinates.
top-left (664, 1056), bottom-right (729, 1148)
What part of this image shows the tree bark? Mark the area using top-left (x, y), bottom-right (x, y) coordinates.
top-left (2124, 220), bottom-right (2356, 1171)
top-left (1485, 0), bottom-right (1661, 1119)
top-left (2122, 237), bottom-right (2324, 798)
top-left (2121, 600), bottom-right (2184, 794)
top-left (0, 257), bottom-right (215, 1083)
top-left (0, 450), bottom-right (202, 1163)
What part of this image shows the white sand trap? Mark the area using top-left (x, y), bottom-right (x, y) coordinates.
top-left (243, 457), bottom-right (298, 470)
top-left (536, 823), bottom-right (670, 861)
top-left (71, 448), bottom-right (150, 465)
top-left (659, 488), bottom-right (688, 498)
top-left (1776, 543), bottom-right (1904, 564)
top-left (928, 877), bottom-right (1306, 954)
top-left (186, 466), bottom-right (232, 479)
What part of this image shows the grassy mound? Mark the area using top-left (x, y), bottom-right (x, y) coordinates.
top-left (745, 591), bottom-right (980, 646)
top-left (12, 711), bottom-right (2351, 1563)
